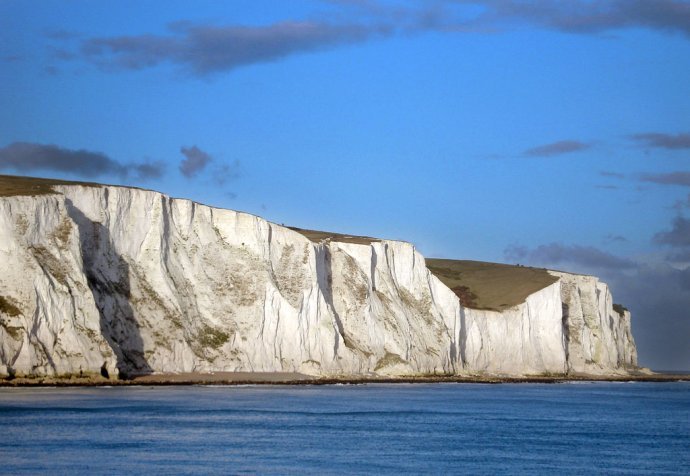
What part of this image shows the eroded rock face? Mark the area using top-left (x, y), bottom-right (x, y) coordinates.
top-left (553, 272), bottom-right (637, 375)
top-left (0, 184), bottom-right (638, 378)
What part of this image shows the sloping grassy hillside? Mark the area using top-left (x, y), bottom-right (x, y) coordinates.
top-left (425, 259), bottom-right (559, 311)
top-left (0, 174), bottom-right (101, 197)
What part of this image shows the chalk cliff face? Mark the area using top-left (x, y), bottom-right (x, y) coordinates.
top-left (0, 183), bottom-right (638, 378)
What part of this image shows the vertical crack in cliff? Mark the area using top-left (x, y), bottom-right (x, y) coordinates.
top-left (65, 199), bottom-right (152, 379)
top-left (458, 306), bottom-right (467, 369)
top-left (371, 245), bottom-right (377, 291)
top-left (159, 196), bottom-right (174, 279)
top-left (28, 295), bottom-right (57, 374)
top-left (315, 243), bottom-right (346, 358)
top-left (562, 301), bottom-right (571, 373)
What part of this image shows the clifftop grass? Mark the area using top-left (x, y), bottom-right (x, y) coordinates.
top-left (288, 227), bottom-right (381, 245)
top-left (0, 174), bottom-right (155, 198)
top-left (0, 174), bottom-right (104, 197)
top-left (426, 259), bottom-right (559, 312)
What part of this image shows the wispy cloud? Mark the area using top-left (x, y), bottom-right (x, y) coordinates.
top-left (213, 160), bottom-right (241, 186)
top-left (672, 194), bottom-right (690, 211)
top-left (44, 29), bottom-right (81, 41)
top-left (668, 248), bottom-right (690, 262)
top-left (48, 47), bottom-right (77, 61)
top-left (629, 132), bottom-right (690, 150)
top-left (331, 0), bottom-right (690, 38)
top-left (0, 142), bottom-right (163, 180)
top-left (132, 162), bottom-right (165, 180)
top-left (42, 65), bottom-right (59, 76)
top-left (639, 171), bottom-right (690, 187)
top-left (79, 21), bottom-right (389, 76)
top-left (597, 171), bottom-right (625, 189)
top-left (596, 185), bottom-right (619, 190)
top-left (600, 171), bottom-right (625, 179)
top-left (605, 234), bottom-right (628, 243)
top-left (653, 213), bottom-right (690, 265)
top-left (49, 0), bottom-right (690, 77)
top-left (523, 140), bottom-right (590, 158)
top-left (479, 0), bottom-right (690, 37)
top-left (504, 242), bottom-right (636, 270)
top-left (180, 145), bottom-right (213, 178)
top-left (654, 216), bottom-right (690, 247)
top-left (179, 145), bottom-right (242, 190)
top-left (2, 55), bottom-right (23, 63)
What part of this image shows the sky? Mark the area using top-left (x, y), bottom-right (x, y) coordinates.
top-left (1, 0), bottom-right (689, 370)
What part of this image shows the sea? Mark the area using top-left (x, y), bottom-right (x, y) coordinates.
top-left (0, 382), bottom-right (688, 475)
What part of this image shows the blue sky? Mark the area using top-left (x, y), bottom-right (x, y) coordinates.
top-left (1, 0), bottom-right (689, 369)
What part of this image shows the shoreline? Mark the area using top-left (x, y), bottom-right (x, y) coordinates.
top-left (1, 372), bottom-right (689, 387)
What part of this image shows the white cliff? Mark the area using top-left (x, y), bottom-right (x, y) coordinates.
top-left (554, 271), bottom-right (638, 375)
top-left (0, 181), bottom-right (638, 379)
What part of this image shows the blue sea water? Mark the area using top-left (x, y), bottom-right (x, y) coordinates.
top-left (0, 382), bottom-right (688, 475)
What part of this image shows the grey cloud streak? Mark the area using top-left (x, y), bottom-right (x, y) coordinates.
top-left (639, 171), bottom-right (690, 187)
top-left (523, 140), bottom-right (590, 158)
top-left (653, 212), bottom-right (690, 263)
top-left (179, 145), bottom-right (241, 190)
top-left (214, 160), bottom-right (241, 186)
top-left (605, 234), bottom-right (628, 243)
top-left (672, 194), bottom-right (690, 211)
top-left (132, 162), bottom-right (165, 180)
top-left (180, 145), bottom-right (212, 178)
top-left (504, 242), bottom-right (636, 270)
top-left (595, 185), bottom-right (619, 190)
top-left (629, 132), bottom-right (690, 150)
top-left (54, 0), bottom-right (690, 77)
top-left (80, 21), bottom-right (388, 76)
top-left (0, 142), bottom-right (163, 180)
top-left (654, 216), bottom-right (690, 247)
top-left (2, 55), bottom-right (23, 63)
top-left (600, 171), bottom-right (625, 179)
top-left (334, 0), bottom-right (690, 37)
top-left (475, 0), bottom-right (690, 37)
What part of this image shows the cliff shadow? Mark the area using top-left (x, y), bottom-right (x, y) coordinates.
top-left (65, 199), bottom-right (152, 379)
top-left (562, 302), bottom-right (571, 373)
top-left (315, 244), bottom-right (347, 356)
top-left (458, 306), bottom-right (467, 370)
